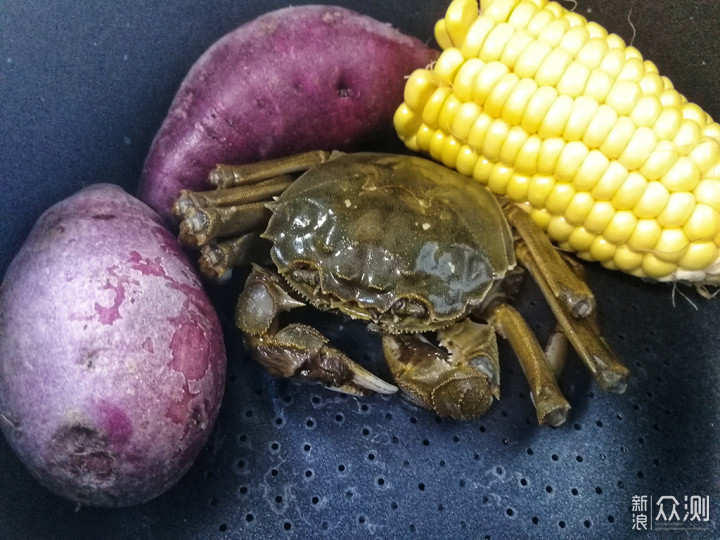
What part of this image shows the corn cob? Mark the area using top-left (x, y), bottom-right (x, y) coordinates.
top-left (394, 0), bottom-right (720, 286)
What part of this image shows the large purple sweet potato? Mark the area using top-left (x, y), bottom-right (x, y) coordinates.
top-left (0, 184), bottom-right (226, 507)
top-left (138, 5), bottom-right (437, 220)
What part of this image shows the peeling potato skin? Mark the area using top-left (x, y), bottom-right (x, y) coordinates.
top-left (138, 5), bottom-right (438, 221)
top-left (0, 184), bottom-right (226, 507)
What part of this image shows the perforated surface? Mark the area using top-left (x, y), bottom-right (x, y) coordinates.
top-left (1, 1), bottom-right (719, 538)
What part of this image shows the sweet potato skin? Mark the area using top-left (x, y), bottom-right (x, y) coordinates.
top-left (138, 5), bottom-right (437, 220)
top-left (0, 184), bottom-right (226, 507)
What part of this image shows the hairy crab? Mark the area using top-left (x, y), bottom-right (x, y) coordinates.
top-left (175, 152), bottom-right (629, 426)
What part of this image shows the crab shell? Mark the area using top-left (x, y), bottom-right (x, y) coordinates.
top-left (262, 153), bottom-right (517, 333)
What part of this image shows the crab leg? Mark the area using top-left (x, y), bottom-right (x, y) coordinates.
top-left (236, 265), bottom-right (397, 396)
top-left (382, 318), bottom-right (502, 421)
top-left (485, 302), bottom-right (571, 427)
top-left (515, 243), bottom-right (629, 393)
top-left (501, 199), bottom-right (596, 318)
top-left (208, 150), bottom-right (334, 188)
top-left (198, 233), bottom-right (269, 280)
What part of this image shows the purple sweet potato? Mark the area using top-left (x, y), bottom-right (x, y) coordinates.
top-left (0, 184), bottom-right (226, 507)
top-left (138, 5), bottom-right (437, 220)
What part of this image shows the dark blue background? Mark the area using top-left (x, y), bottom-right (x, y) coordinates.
top-left (1, 1), bottom-right (718, 537)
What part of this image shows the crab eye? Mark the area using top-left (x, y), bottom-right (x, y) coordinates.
top-left (290, 267), bottom-right (320, 286)
top-left (391, 298), bottom-right (428, 319)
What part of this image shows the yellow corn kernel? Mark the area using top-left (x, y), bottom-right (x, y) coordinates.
top-left (617, 57), bottom-right (646, 82)
top-left (589, 236), bottom-right (617, 263)
top-left (598, 47), bottom-right (626, 77)
top-left (613, 246), bottom-right (644, 272)
top-left (656, 192), bottom-right (695, 228)
top-left (642, 253), bottom-right (677, 279)
top-left (451, 101), bottom-right (483, 141)
top-left (453, 58), bottom-right (485, 102)
top-left (393, 105), bottom-right (422, 141)
top-left (529, 207), bottom-right (552, 231)
top-left (629, 95), bottom-right (662, 127)
top-left (505, 170), bottom-right (530, 200)
top-left (633, 181), bottom-right (670, 219)
top-left (618, 127), bottom-right (658, 171)
top-left (592, 161), bottom-right (628, 200)
top-left (473, 156), bottom-right (494, 184)
top-left (638, 71), bottom-right (666, 96)
top-left (502, 77), bottom-right (538, 126)
top-left (603, 210), bottom-right (636, 244)
top-left (435, 19), bottom-right (453, 50)
top-left (456, 144), bottom-right (480, 176)
top-left (611, 171), bottom-right (648, 210)
top-left (421, 87), bottom-right (452, 128)
top-left (653, 229), bottom-right (689, 262)
top-left (627, 219), bottom-right (662, 251)
top-left (694, 179), bottom-right (720, 211)
top-left (673, 119), bottom-right (702, 155)
top-left (488, 163), bottom-right (516, 194)
top-left (521, 85), bottom-right (558, 134)
top-left (547, 215), bottom-right (574, 242)
top-left (514, 135), bottom-right (542, 175)
top-left (428, 130), bottom-right (448, 162)
top-left (507, 1), bottom-right (540, 29)
top-left (481, 118), bottom-right (512, 162)
top-left (480, 23), bottom-right (517, 62)
top-left (536, 47), bottom-right (572, 87)
top-left (583, 69), bottom-right (614, 103)
top-left (485, 72), bottom-right (520, 118)
top-left (438, 93), bottom-right (462, 132)
top-left (582, 104), bottom-right (617, 149)
top-left (536, 17), bottom-right (570, 47)
top-left (554, 141), bottom-right (589, 182)
top-left (467, 112), bottom-right (493, 149)
top-left (573, 150), bottom-right (610, 191)
top-left (414, 123), bottom-right (435, 151)
top-left (558, 25), bottom-right (590, 56)
top-left (444, 0), bottom-right (480, 47)
top-left (472, 61), bottom-right (510, 105)
top-left (660, 88), bottom-right (684, 109)
top-left (639, 141), bottom-right (677, 181)
top-left (537, 137), bottom-right (565, 175)
top-left (567, 226), bottom-right (596, 252)
top-left (679, 242), bottom-right (719, 271)
top-left (514, 39), bottom-right (552, 78)
top-left (527, 174), bottom-right (555, 208)
top-left (564, 96), bottom-right (599, 141)
top-left (435, 48), bottom-right (466, 86)
top-left (460, 17), bottom-right (496, 58)
top-left (605, 79), bottom-right (642, 116)
top-left (500, 29), bottom-right (535, 68)
top-left (499, 125), bottom-right (529, 166)
top-left (527, 8), bottom-right (557, 36)
top-left (661, 156), bottom-right (700, 192)
top-left (599, 117), bottom-right (636, 160)
top-left (564, 192), bottom-right (595, 225)
top-left (575, 37), bottom-right (609, 68)
top-left (689, 137), bottom-right (720, 173)
top-left (545, 182), bottom-right (575, 214)
top-left (441, 134), bottom-right (463, 168)
top-left (556, 61), bottom-right (591, 98)
top-left (403, 70), bottom-right (437, 111)
top-left (481, 0), bottom-right (521, 23)
top-left (683, 203), bottom-right (720, 242)
top-left (537, 94), bottom-right (573, 138)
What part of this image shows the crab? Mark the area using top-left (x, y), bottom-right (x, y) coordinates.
top-left (174, 151), bottom-right (629, 426)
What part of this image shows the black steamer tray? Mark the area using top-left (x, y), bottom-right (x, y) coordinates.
top-left (1, 0), bottom-right (719, 538)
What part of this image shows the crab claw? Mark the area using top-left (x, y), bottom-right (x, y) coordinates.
top-left (382, 319), bottom-right (501, 420)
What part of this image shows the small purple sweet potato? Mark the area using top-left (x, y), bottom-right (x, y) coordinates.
top-left (0, 184), bottom-right (226, 507)
top-left (138, 5), bottom-right (437, 220)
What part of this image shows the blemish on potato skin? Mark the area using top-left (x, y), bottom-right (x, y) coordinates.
top-left (50, 424), bottom-right (116, 483)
